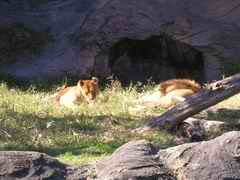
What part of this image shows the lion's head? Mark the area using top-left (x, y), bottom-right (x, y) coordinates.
top-left (77, 77), bottom-right (99, 103)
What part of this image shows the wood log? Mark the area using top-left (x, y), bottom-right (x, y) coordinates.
top-left (145, 73), bottom-right (240, 130)
top-left (1, 131), bottom-right (240, 180)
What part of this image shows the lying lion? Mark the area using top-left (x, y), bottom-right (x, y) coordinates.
top-left (51, 77), bottom-right (99, 107)
top-left (157, 79), bottom-right (201, 108)
top-left (134, 79), bottom-right (202, 110)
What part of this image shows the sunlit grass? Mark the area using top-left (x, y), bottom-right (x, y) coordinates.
top-left (0, 80), bottom-right (174, 165)
top-left (1, 79), bottom-right (240, 165)
top-left (58, 152), bottom-right (107, 166)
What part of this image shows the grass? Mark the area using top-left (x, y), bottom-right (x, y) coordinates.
top-left (0, 80), bottom-right (174, 165)
top-left (1, 78), bottom-right (240, 166)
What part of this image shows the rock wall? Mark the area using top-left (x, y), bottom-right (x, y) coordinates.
top-left (0, 0), bottom-right (239, 82)
top-left (106, 35), bottom-right (204, 85)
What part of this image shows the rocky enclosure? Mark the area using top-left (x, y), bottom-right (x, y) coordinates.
top-left (0, 0), bottom-right (240, 83)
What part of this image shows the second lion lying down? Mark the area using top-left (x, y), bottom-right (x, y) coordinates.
top-left (51, 77), bottom-right (99, 107)
top-left (137, 79), bottom-right (202, 109)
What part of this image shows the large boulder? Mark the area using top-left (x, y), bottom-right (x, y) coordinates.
top-left (1, 131), bottom-right (240, 179)
top-left (0, 0), bottom-right (239, 82)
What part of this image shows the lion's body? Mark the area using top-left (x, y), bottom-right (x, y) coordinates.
top-left (159, 79), bottom-right (201, 97)
top-left (158, 79), bottom-right (202, 108)
top-left (51, 78), bottom-right (99, 107)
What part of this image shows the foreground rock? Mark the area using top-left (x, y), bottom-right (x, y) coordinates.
top-left (161, 131), bottom-right (240, 180)
top-left (1, 131), bottom-right (240, 179)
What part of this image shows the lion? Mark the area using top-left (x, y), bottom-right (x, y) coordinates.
top-left (159, 79), bottom-right (201, 97)
top-left (51, 77), bottom-right (99, 107)
top-left (157, 79), bottom-right (202, 108)
top-left (134, 79), bottom-right (202, 111)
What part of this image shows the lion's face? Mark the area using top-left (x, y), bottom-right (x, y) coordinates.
top-left (77, 77), bottom-right (99, 103)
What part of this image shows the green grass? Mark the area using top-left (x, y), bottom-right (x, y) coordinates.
top-left (0, 80), bottom-right (174, 165)
top-left (1, 78), bottom-right (240, 165)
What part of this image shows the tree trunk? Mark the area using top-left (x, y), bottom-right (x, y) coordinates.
top-left (145, 73), bottom-right (240, 130)
top-left (1, 131), bottom-right (240, 180)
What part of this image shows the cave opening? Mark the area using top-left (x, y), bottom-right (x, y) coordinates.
top-left (108, 34), bottom-right (204, 86)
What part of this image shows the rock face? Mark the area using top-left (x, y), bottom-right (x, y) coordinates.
top-left (95, 140), bottom-right (173, 180)
top-left (0, 0), bottom-right (240, 82)
top-left (160, 131), bottom-right (240, 180)
top-left (108, 35), bottom-right (204, 85)
top-left (0, 151), bottom-right (66, 180)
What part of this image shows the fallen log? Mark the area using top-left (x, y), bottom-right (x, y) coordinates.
top-left (1, 131), bottom-right (240, 180)
top-left (145, 73), bottom-right (240, 130)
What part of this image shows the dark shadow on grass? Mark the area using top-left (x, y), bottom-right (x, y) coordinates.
top-left (0, 108), bottom-right (144, 157)
top-left (0, 71), bottom-right (150, 94)
top-left (205, 108), bottom-right (240, 129)
top-left (0, 71), bottom-right (83, 92)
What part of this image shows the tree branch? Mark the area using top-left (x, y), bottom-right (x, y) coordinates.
top-left (145, 73), bottom-right (240, 130)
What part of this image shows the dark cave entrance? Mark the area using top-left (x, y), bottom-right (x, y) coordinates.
top-left (108, 34), bottom-right (204, 86)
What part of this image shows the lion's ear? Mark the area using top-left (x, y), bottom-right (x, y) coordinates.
top-left (92, 77), bottom-right (98, 84)
top-left (78, 80), bottom-right (84, 87)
